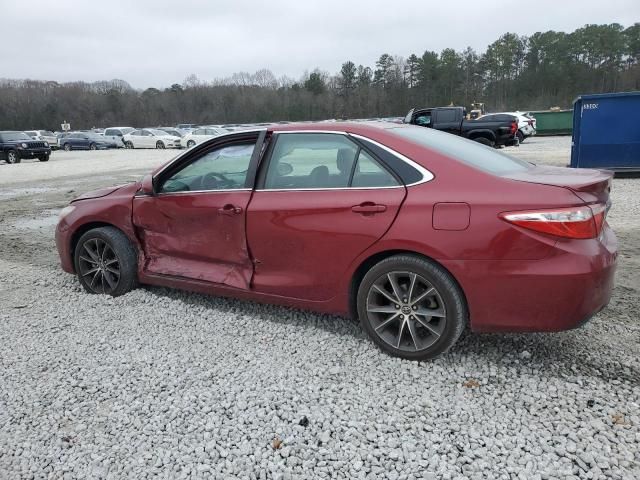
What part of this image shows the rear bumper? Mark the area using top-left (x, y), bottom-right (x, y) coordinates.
top-left (444, 226), bottom-right (617, 332)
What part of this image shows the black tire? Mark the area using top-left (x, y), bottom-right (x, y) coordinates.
top-left (187, 140), bottom-right (195, 148)
top-left (156, 141), bottom-right (165, 149)
top-left (473, 137), bottom-right (494, 147)
top-left (516, 130), bottom-right (525, 143)
top-left (74, 226), bottom-right (138, 297)
top-left (6, 150), bottom-right (20, 164)
top-left (357, 255), bottom-right (467, 360)
top-left (63, 143), bottom-right (72, 151)
top-left (89, 143), bottom-right (97, 151)
top-left (125, 141), bottom-right (134, 149)
top-left (38, 155), bottom-right (49, 162)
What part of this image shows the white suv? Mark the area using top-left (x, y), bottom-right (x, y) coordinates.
top-left (103, 127), bottom-right (135, 148)
top-left (25, 130), bottom-right (58, 149)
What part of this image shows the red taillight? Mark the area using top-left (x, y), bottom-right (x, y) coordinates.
top-left (510, 121), bottom-right (518, 135)
top-left (499, 204), bottom-right (607, 239)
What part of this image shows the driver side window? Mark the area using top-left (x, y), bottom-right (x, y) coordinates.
top-left (159, 142), bottom-right (255, 193)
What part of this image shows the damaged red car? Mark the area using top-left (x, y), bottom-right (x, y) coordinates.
top-left (55, 123), bottom-right (617, 359)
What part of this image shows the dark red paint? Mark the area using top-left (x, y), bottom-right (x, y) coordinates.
top-left (56, 122), bottom-right (617, 333)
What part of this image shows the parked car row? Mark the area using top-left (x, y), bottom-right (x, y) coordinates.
top-left (403, 106), bottom-right (538, 146)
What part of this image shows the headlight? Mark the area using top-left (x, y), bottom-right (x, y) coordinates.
top-left (59, 205), bottom-right (76, 219)
top-left (44, 141), bottom-right (49, 147)
top-left (20, 142), bottom-right (28, 148)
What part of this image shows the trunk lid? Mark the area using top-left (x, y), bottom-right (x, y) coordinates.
top-left (503, 165), bottom-right (612, 204)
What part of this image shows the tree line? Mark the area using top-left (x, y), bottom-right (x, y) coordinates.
top-left (0, 23), bottom-right (638, 130)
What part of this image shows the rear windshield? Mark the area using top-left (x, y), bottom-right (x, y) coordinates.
top-left (389, 126), bottom-right (532, 175)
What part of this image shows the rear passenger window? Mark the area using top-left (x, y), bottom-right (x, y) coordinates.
top-left (352, 150), bottom-right (399, 188)
top-left (264, 133), bottom-right (358, 189)
top-left (263, 133), bottom-right (401, 190)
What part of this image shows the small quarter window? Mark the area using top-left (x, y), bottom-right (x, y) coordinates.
top-left (352, 150), bottom-right (399, 188)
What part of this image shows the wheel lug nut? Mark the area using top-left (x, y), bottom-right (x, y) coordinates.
top-left (400, 315), bottom-right (404, 319)
top-left (412, 306), bottom-right (417, 310)
top-left (402, 298), bottom-right (407, 303)
top-left (395, 305), bottom-right (400, 309)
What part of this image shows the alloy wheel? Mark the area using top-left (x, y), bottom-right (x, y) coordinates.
top-left (365, 271), bottom-right (447, 352)
top-left (78, 238), bottom-right (121, 294)
top-left (7, 151), bottom-right (19, 164)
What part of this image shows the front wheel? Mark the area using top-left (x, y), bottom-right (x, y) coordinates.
top-left (63, 143), bottom-right (72, 151)
top-left (156, 141), bottom-right (165, 149)
top-left (187, 140), bottom-right (195, 148)
top-left (74, 226), bottom-right (138, 297)
top-left (6, 150), bottom-right (20, 164)
top-left (89, 143), bottom-right (97, 151)
top-left (125, 141), bottom-right (134, 149)
top-left (357, 255), bottom-right (467, 360)
top-left (516, 130), bottom-right (525, 143)
top-left (38, 155), bottom-right (49, 162)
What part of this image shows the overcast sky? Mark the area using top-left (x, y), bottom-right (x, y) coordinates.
top-left (2, 0), bottom-right (638, 89)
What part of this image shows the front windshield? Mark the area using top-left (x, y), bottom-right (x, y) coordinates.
top-left (150, 129), bottom-right (170, 136)
top-left (389, 125), bottom-right (532, 175)
top-left (1, 132), bottom-right (31, 141)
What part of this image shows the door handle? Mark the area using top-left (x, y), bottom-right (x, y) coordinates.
top-left (351, 203), bottom-right (387, 214)
top-left (218, 204), bottom-right (243, 215)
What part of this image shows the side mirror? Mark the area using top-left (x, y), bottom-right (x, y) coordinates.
top-left (141, 173), bottom-right (155, 195)
top-left (277, 162), bottom-right (293, 176)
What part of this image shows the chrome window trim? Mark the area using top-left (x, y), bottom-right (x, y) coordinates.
top-left (156, 188), bottom-right (252, 196)
top-left (348, 133), bottom-right (434, 186)
top-left (256, 130), bottom-right (433, 191)
top-left (255, 186), bottom-right (403, 192)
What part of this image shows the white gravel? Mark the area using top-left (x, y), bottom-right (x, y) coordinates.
top-left (0, 137), bottom-right (639, 479)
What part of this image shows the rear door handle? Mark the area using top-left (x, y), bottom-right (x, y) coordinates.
top-left (351, 203), bottom-right (387, 214)
top-left (218, 204), bottom-right (243, 215)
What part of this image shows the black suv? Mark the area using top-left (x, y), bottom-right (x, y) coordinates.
top-left (0, 131), bottom-right (52, 164)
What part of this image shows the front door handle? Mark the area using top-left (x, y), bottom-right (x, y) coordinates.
top-left (351, 203), bottom-right (387, 214)
top-left (218, 204), bottom-right (243, 216)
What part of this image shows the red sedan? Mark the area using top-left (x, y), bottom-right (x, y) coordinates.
top-left (55, 123), bottom-right (617, 360)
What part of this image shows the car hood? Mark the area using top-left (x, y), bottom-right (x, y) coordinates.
top-left (71, 182), bottom-right (139, 202)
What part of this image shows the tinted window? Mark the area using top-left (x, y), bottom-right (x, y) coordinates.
top-left (25, 131), bottom-right (37, 136)
top-left (390, 126), bottom-right (532, 175)
top-left (104, 129), bottom-right (115, 136)
top-left (414, 112), bottom-right (431, 126)
top-left (193, 129), bottom-right (205, 135)
top-left (352, 150), bottom-right (399, 188)
top-left (436, 109), bottom-right (457, 123)
top-left (160, 143), bottom-right (255, 193)
top-left (264, 133), bottom-right (358, 189)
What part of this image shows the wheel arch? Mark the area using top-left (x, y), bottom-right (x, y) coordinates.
top-left (467, 129), bottom-right (496, 141)
top-left (348, 249), bottom-right (469, 321)
top-left (69, 221), bottom-right (130, 270)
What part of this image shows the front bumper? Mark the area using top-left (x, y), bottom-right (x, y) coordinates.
top-left (444, 225), bottom-right (617, 332)
top-left (18, 148), bottom-right (51, 158)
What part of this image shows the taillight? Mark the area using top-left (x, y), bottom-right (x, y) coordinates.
top-left (510, 121), bottom-right (518, 135)
top-left (499, 204), bottom-right (607, 239)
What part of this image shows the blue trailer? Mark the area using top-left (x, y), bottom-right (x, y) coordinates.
top-left (570, 91), bottom-right (640, 171)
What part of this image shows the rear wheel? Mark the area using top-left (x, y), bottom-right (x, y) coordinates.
top-left (156, 141), bottom-right (165, 149)
top-left (357, 255), bottom-right (467, 360)
top-left (473, 137), bottom-right (494, 147)
top-left (516, 130), bottom-right (525, 143)
top-left (187, 140), bottom-right (195, 148)
top-left (63, 143), bottom-right (72, 151)
top-left (74, 227), bottom-right (138, 297)
top-left (6, 150), bottom-right (20, 164)
top-left (125, 141), bottom-right (134, 149)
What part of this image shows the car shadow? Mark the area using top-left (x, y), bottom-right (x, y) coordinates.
top-left (141, 285), bottom-right (639, 385)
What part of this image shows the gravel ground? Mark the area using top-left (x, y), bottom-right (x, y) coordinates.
top-left (0, 138), bottom-right (638, 479)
